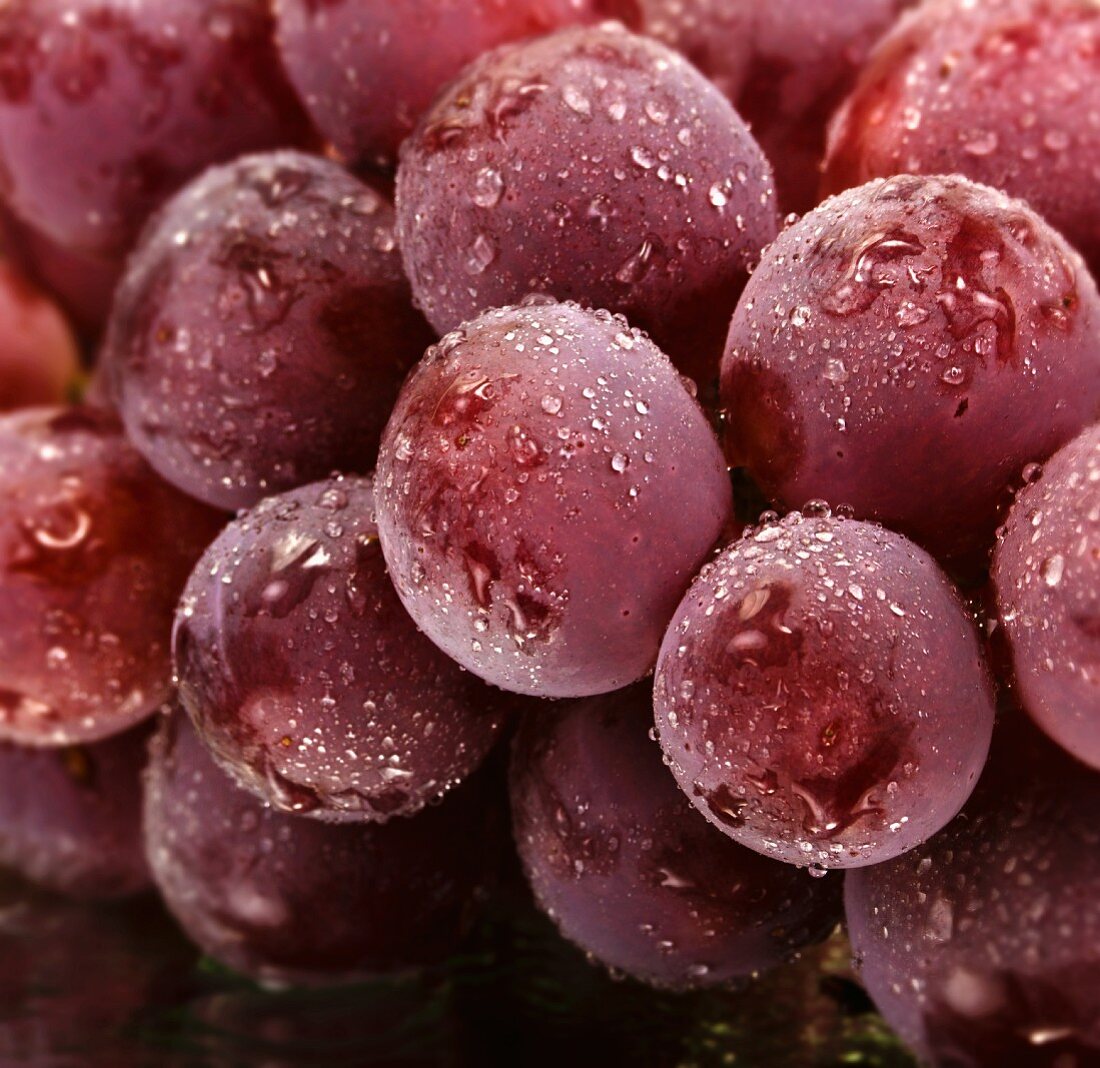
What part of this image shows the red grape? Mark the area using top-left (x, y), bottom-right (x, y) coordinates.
top-left (0, 0), bottom-right (312, 262)
top-left (0, 259), bottom-right (80, 412)
top-left (823, 0), bottom-right (1100, 277)
top-left (510, 683), bottom-right (842, 989)
top-left (721, 174), bottom-right (1100, 568)
top-left (273, 0), bottom-right (631, 171)
top-left (395, 22), bottom-right (778, 387)
top-left (0, 407), bottom-right (222, 745)
top-left (0, 721), bottom-right (151, 899)
top-left (145, 707), bottom-right (499, 985)
top-left (175, 475), bottom-right (511, 822)
top-left (375, 300), bottom-right (733, 699)
top-left (654, 512), bottom-right (996, 870)
top-left (633, 0), bottom-right (913, 214)
top-left (104, 150), bottom-right (435, 512)
top-left (845, 714), bottom-right (1100, 1064)
top-left (993, 425), bottom-right (1100, 770)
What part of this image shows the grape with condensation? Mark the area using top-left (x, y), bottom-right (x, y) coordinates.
top-left (375, 300), bottom-right (733, 700)
top-left (0, 407), bottom-right (222, 746)
top-left (846, 714), bottom-right (1100, 1064)
top-left (175, 474), bottom-right (510, 822)
top-left (145, 707), bottom-right (499, 985)
top-left (510, 683), bottom-right (842, 989)
top-left (0, 0), bottom-right (312, 263)
top-left (633, 0), bottom-right (913, 214)
top-left (654, 513), bottom-right (996, 870)
top-left (273, 0), bottom-right (632, 171)
top-left (721, 174), bottom-right (1100, 568)
top-left (0, 260), bottom-right (80, 411)
top-left (993, 426), bottom-right (1100, 770)
top-left (0, 721), bottom-right (151, 899)
top-left (395, 22), bottom-right (778, 388)
top-left (104, 150), bottom-right (435, 513)
top-left (823, 0), bottom-right (1100, 277)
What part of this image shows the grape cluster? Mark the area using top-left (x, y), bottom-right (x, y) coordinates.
top-left (0, 4), bottom-right (1096, 1063)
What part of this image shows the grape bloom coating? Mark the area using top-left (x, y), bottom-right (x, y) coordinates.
top-left (396, 22), bottom-right (778, 387)
top-left (375, 300), bottom-right (733, 699)
top-left (721, 174), bottom-right (1100, 567)
top-left (654, 513), bottom-right (996, 870)
top-left (174, 475), bottom-right (510, 823)
top-left (993, 425), bottom-right (1100, 770)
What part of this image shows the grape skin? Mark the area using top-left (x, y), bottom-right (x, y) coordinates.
top-left (0, 407), bottom-right (223, 746)
top-left (174, 475), bottom-right (511, 823)
top-left (654, 513), bottom-right (996, 870)
top-left (510, 683), bottom-right (842, 989)
top-left (375, 300), bottom-right (733, 699)
top-left (144, 708), bottom-right (500, 986)
top-left (104, 150), bottom-right (435, 512)
top-left (395, 22), bottom-right (778, 388)
top-left (993, 425), bottom-right (1100, 770)
top-left (721, 174), bottom-right (1100, 568)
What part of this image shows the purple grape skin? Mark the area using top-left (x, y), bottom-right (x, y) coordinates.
top-left (721, 174), bottom-right (1100, 569)
top-left (144, 707), bottom-right (499, 986)
top-left (823, 0), bottom-right (1100, 280)
top-left (103, 150), bottom-right (435, 513)
top-left (374, 300), bottom-right (733, 700)
top-left (395, 22), bottom-right (778, 389)
top-left (845, 715), bottom-right (1100, 1065)
top-left (510, 683), bottom-right (842, 989)
top-left (0, 0), bottom-right (313, 263)
top-left (0, 720), bottom-right (151, 899)
top-left (993, 426), bottom-right (1100, 770)
top-left (654, 513), bottom-right (996, 871)
top-left (0, 407), bottom-right (223, 746)
top-left (173, 474), bottom-right (510, 823)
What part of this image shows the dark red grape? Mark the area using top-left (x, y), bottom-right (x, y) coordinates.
top-left (654, 512), bottom-right (996, 870)
top-left (274, 0), bottom-right (630, 171)
top-left (0, 0), bottom-right (313, 262)
top-left (845, 714), bottom-right (1100, 1064)
top-left (375, 300), bottom-right (733, 699)
top-left (634, 0), bottom-right (913, 214)
top-left (510, 683), bottom-right (842, 988)
top-left (104, 150), bottom-right (435, 512)
top-left (0, 407), bottom-right (222, 745)
top-left (993, 425), bottom-right (1100, 770)
top-left (0, 720), bottom-right (151, 899)
top-left (144, 708), bottom-right (499, 985)
top-left (395, 22), bottom-right (778, 388)
top-left (721, 174), bottom-right (1100, 568)
top-left (174, 474), bottom-right (511, 822)
top-left (0, 259), bottom-right (80, 411)
top-left (823, 0), bottom-right (1100, 278)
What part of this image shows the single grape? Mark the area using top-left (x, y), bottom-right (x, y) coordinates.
top-left (144, 707), bottom-right (499, 985)
top-left (375, 300), bottom-right (733, 699)
top-left (510, 683), bottom-right (842, 988)
top-left (993, 425), bottom-right (1100, 770)
top-left (633, 0), bottom-right (913, 214)
top-left (0, 259), bottom-right (81, 411)
top-left (175, 474), bottom-right (511, 822)
top-left (846, 713), bottom-right (1100, 1064)
top-left (823, 0), bottom-right (1100, 278)
top-left (104, 150), bottom-right (435, 512)
top-left (0, 407), bottom-right (223, 745)
top-left (395, 22), bottom-right (778, 388)
top-left (721, 174), bottom-right (1100, 568)
top-left (0, 0), bottom-right (312, 262)
top-left (654, 513), bottom-right (996, 870)
top-left (273, 0), bottom-right (631, 171)
top-left (0, 720), bottom-right (151, 899)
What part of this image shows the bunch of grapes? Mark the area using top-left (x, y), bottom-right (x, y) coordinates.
top-left (0, 2), bottom-right (1097, 1064)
